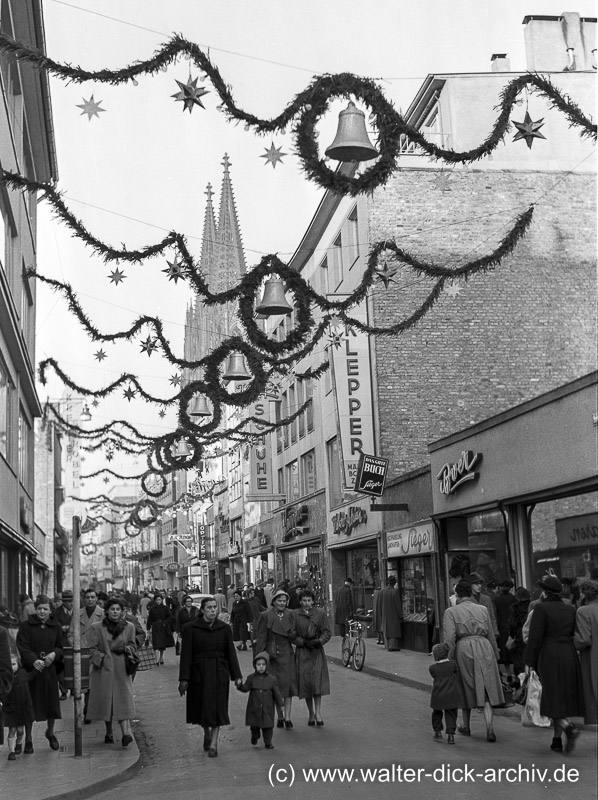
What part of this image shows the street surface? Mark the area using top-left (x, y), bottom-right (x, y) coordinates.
top-left (88, 648), bottom-right (597, 800)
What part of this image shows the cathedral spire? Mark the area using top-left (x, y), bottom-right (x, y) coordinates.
top-left (216, 153), bottom-right (247, 292)
top-left (199, 181), bottom-right (218, 289)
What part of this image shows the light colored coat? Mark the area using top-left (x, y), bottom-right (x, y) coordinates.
top-left (87, 620), bottom-right (136, 722)
top-left (68, 605), bottom-right (105, 647)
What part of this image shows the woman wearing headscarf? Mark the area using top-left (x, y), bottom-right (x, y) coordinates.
top-left (573, 578), bottom-right (598, 726)
top-left (293, 588), bottom-right (331, 726)
top-left (16, 595), bottom-right (64, 751)
top-left (87, 596), bottom-right (137, 746)
top-left (525, 574), bottom-right (584, 753)
top-left (442, 579), bottom-right (504, 742)
top-left (178, 596), bottom-right (242, 758)
top-left (255, 588), bottom-right (297, 728)
top-left (147, 593), bottom-right (175, 665)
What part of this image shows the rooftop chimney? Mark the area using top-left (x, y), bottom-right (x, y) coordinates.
top-left (491, 53), bottom-right (511, 71)
top-left (523, 13), bottom-right (597, 71)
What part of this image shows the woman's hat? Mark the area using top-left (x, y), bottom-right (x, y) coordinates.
top-left (467, 573), bottom-right (484, 585)
top-left (271, 589), bottom-right (289, 604)
top-left (538, 575), bottom-right (562, 594)
top-left (61, 590), bottom-right (74, 600)
top-left (498, 579), bottom-right (514, 589)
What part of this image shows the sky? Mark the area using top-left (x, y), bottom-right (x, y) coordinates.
top-left (34, 0), bottom-right (597, 498)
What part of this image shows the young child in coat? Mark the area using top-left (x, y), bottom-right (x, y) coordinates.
top-left (237, 651), bottom-right (284, 749)
top-left (429, 642), bottom-right (462, 744)
top-left (3, 632), bottom-right (35, 759)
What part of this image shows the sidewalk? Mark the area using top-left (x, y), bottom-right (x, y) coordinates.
top-left (0, 696), bottom-right (141, 800)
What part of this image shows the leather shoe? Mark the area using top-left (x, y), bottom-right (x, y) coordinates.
top-left (550, 737), bottom-right (563, 753)
top-left (308, 719), bottom-right (316, 727)
top-left (284, 720), bottom-right (293, 729)
top-left (433, 731), bottom-right (443, 741)
top-left (8, 752), bottom-right (16, 761)
top-left (46, 732), bottom-right (60, 751)
top-left (563, 724), bottom-right (580, 753)
top-left (316, 720), bottom-right (324, 727)
top-left (14, 743), bottom-right (22, 755)
top-left (486, 730), bottom-right (496, 743)
top-left (122, 734), bottom-right (133, 747)
top-left (457, 725), bottom-right (471, 736)
top-left (265, 744), bottom-right (274, 749)
top-left (277, 719), bottom-right (284, 728)
top-left (24, 742), bottom-right (34, 754)
top-left (447, 734), bottom-right (455, 745)
top-left (208, 747), bottom-right (218, 757)
top-left (104, 734), bottom-right (114, 744)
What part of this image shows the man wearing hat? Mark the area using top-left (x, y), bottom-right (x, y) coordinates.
top-left (467, 574), bottom-right (498, 639)
top-left (53, 591), bottom-right (75, 700)
top-left (334, 578), bottom-right (354, 638)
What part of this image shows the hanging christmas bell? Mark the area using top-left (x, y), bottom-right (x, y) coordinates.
top-left (325, 101), bottom-right (379, 163)
top-left (79, 404), bottom-right (92, 423)
top-left (189, 394), bottom-right (212, 417)
top-left (171, 438), bottom-right (192, 458)
top-left (255, 276), bottom-right (293, 316)
top-left (222, 351), bottom-right (252, 382)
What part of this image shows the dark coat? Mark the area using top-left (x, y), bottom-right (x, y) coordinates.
top-left (429, 659), bottom-right (463, 710)
top-left (147, 603), bottom-right (175, 650)
top-left (16, 615), bottom-right (64, 721)
top-left (493, 591), bottom-right (516, 662)
top-left (52, 605), bottom-right (74, 634)
top-left (179, 616), bottom-right (242, 726)
top-left (294, 607), bottom-right (331, 698)
top-left (238, 654), bottom-right (284, 728)
top-left (525, 596), bottom-right (584, 718)
top-left (379, 586), bottom-right (403, 645)
top-left (231, 599), bottom-right (250, 641)
top-left (0, 626), bottom-right (12, 700)
top-left (245, 596), bottom-right (266, 634)
top-left (334, 584), bottom-right (353, 625)
top-left (507, 598), bottom-right (530, 676)
top-left (255, 608), bottom-right (297, 697)
top-left (176, 606), bottom-right (199, 634)
top-left (574, 600), bottom-right (598, 724)
top-left (1, 666), bottom-right (35, 727)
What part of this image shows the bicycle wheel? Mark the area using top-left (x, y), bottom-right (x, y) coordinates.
top-left (353, 638), bottom-right (366, 671)
top-left (341, 636), bottom-right (351, 667)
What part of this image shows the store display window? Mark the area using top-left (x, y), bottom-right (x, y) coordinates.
top-left (445, 511), bottom-right (509, 591)
top-left (399, 557), bottom-right (434, 622)
top-left (348, 547), bottom-right (380, 615)
top-left (283, 545), bottom-right (324, 606)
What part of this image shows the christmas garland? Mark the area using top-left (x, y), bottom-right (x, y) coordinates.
top-left (0, 32), bottom-right (594, 195)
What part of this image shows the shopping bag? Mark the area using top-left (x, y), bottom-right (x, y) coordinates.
top-left (521, 669), bottom-right (551, 727)
top-left (136, 641), bottom-right (157, 671)
top-left (513, 673), bottom-right (528, 705)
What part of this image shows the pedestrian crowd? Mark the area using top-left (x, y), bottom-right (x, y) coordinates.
top-left (0, 570), bottom-right (596, 763)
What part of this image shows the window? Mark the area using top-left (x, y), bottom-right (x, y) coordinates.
top-left (304, 377), bottom-right (314, 433)
top-left (281, 391), bottom-right (289, 449)
top-left (346, 207), bottom-right (359, 268)
top-left (0, 201), bottom-right (6, 274)
top-left (330, 234), bottom-right (343, 290)
top-left (277, 467), bottom-right (284, 496)
top-left (289, 384), bottom-right (297, 444)
top-left (300, 450), bottom-right (316, 495)
top-left (229, 447), bottom-right (242, 500)
top-left (319, 256), bottom-right (329, 295)
top-left (275, 401), bottom-right (283, 454)
top-left (18, 406), bottom-right (32, 490)
top-left (285, 460), bottom-right (300, 503)
top-left (326, 437), bottom-right (343, 509)
top-left (21, 265), bottom-right (33, 344)
top-left (0, 355), bottom-right (13, 460)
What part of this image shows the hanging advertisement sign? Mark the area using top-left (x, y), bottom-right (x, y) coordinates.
top-left (246, 394), bottom-right (282, 501)
top-left (328, 298), bottom-right (376, 491)
top-left (354, 453), bottom-right (389, 497)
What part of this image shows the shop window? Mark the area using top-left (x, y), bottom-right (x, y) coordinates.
top-left (326, 437), bottom-right (343, 509)
top-left (282, 545), bottom-right (324, 605)
top-left (445, 510), bottom-right (509, 589)
top-left (399, 557), bottom-right (435, 623)
top-left (277, 467), bottom-right (284, 496)
top-left (300, 450), bottom-right (316, 494)
top-left (348, 547), bottom-right (379, 615)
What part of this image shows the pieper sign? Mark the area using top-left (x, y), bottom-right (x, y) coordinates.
top-left (354, 453), bottom-right (389, 497)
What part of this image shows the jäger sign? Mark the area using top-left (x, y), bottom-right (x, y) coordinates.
top-left (354, 453), bottom-right (389, 497)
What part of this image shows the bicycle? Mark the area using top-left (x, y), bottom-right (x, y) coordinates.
top-left (341, 619), bottom-right (366, 670)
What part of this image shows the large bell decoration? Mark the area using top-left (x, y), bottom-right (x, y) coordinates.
top-left (325, 101), bottom-right (379, 163)
top-left (171, 438), bottom-right (192, 458)
top-left (255, 276), bottom-right (293, 316)
top-left (189, 394), bottom-right (212, 417)
top-left (79, 404), bottom-right (92, 422)
top-left (222, 351), bottom-right (252, 383)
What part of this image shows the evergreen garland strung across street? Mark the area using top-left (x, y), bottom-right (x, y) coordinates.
top-left (0, 32), bottom-right (594, 195)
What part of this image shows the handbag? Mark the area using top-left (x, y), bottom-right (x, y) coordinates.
top-left (513, 675), bottom-right (528, 705)
top-left (136, 640), bottom-right (157, 672)
top-left (124, 648), bottom-right (140, 677)
top-left (521, 669), bottom-right (551, 727)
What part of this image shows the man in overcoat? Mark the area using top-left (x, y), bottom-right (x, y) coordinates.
top-left (334, 578), bottom-right (354, 637)
top-left (379, 576), bottom-right (403, 651)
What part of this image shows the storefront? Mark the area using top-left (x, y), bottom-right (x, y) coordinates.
top-left (328, 494), bottom-right (382, 633)
top-left (386, 520), bottom-right (439, 653)
top-left (245, 519), bottom-right (276, 587)
top-left (276, 491), bottom-right (328, 609)
top-left (429, 373), bottom-right (598, 609)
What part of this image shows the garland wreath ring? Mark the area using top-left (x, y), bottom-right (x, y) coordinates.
top-left (141, 469), bottom-right (168, 498)
top-left (202, 337), bottom-right (269, 408)
top-left (124, 520), bottom-right (142, 538)
top-left (155, 430), bottom-right (204, 471)
top-left (177, 380), bottom-right (224, 436)
top-left (129, 498), bottom-right (159, 529)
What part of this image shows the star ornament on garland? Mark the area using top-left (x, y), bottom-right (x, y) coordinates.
top-left (445, 282), bottom-right (465, 298)
top-left (169, 373), bottom-right (181, 387)
top-left (374, 260), bottom-right (399, 289)
top-left (162, 256), bottom-right (186, 283)
top-left (76, 95), bottom-right (105, 121)
top-left (140, 336), bottom-right (159, 357)
top-left (171, 75), bottom-right (210, 113)
top-left (123, 386), bottom-right (136, 402)
top-left (94, 349), bottom-right (107, 362)
top-left (431, 171), bottom-right (453, 193)
top-left (261, 142), bottom-right (287, 169)
top-left (158, 408), bottom-right (166, 418)
top-left (91, 398), bottom-right (99, 408)
top-left (326, 331), bottom-right (345, 350)
top-left (109, 268), bottom-right (126, 286)
top-left (512, 111), bottom-right (547, 149)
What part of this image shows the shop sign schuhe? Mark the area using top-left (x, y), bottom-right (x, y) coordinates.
top-left (437, 450), bottom-right (482, 495)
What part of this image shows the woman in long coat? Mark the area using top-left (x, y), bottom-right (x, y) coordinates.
top-left (255, 589), bottom-right (297, 728)
top-left (574, 579), bottom-right (598, 725)
top-left (507, 587), bottom-right (531, 682)
top-left (525, 575), bottom-right (584, 753)
top-left (230, 590), bottom-right (251, 650)
top-left (178, 596), bottom-right (242, 757)
top-left (293, 589), bottom-right (331, 726)
top-left (16, 594), bottom-right (64, 751)
top-left (87, 597), bottom-right (137, 746)
top-left (442, 580), bottom-right (504, 742)
top-left (147, 594), bottom-right (174, 665)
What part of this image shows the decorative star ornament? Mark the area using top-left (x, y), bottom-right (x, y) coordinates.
top-left (158, 408), bottom-right (166, 418)
top-left (374, 260), bottom-right (399, 289)
top-left (261, 142), bottom-right (287, 169)
top-left (445, 282), bottom-right (465, 298)
top-left (106, 452), bottom-right (114, 462)
top-left (171, 75), bottom-right (210, 112)
top-left (512, 111), bottom-right (546, 149)
top-left (109, 268), bottom-right (126, 286)
top-left (326, 331), bottom-right (345, 350)
top-left (76, 95), bottom-right (105, 121)
top-left (169, 373), bottom-right (181, 387)
top-left (123, 385), bottom-right (136, 402)
top-left (91, 398), bottom-right (99, 408)
top-left (328, 315), bottom-right (344, 331)
top-left (162, 256), bottom-right (186, 283)
top-left (94, 349), bottom-right (107, 362)
top-left (431, 171), bottom-right (453, 192)
top-left (103, 476), bottom-right (110, 484)
top-left (140, 336), bottom-right (159, 357)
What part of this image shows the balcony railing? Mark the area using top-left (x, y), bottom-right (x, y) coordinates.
top-left (398, 131), bottom-right (451, 156)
